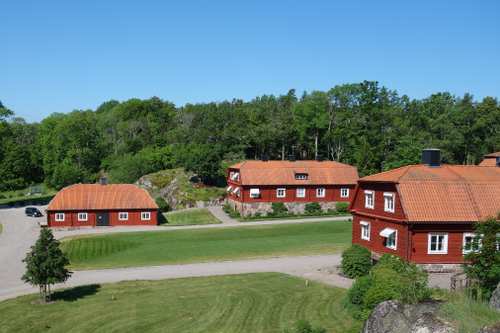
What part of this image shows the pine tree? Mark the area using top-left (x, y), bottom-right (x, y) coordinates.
top-left (22, 228), bottom-right (72, 303)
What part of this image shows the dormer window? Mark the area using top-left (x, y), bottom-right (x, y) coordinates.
top-left (230, 171), bottom-right (240, 181)
top-left (295, 173), bottom-right (308, 180)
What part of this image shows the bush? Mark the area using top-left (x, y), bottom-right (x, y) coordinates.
top-left (335, 202), bottom-right (349, 213)
top-left (223, 203), bottom-right (240, 218)
top-left (283, 320), bottom-right (326, 333)
top-left (271, 202), bottom-right (288, 216)
top-left (362, 267), bottom-right (403, 309)
top-left (341, 245), bottom-right (372, 278)
top-left (155, 197), bottom-right (170, 212)
top-left (347, 275), bottom-right (372, 305)
top-left (304, 202), bottom-right (322, 215)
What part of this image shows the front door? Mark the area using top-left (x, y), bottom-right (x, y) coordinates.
top-left (96, 212), bottom-right (109, 226)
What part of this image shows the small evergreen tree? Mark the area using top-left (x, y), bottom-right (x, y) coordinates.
top-left (22, 228), bottom-right (72, 303)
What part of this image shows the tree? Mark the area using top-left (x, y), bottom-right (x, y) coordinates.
top-left (464, 217), bottom-right (500, 299)
top-left (22, 228), bottom-right (72, 303)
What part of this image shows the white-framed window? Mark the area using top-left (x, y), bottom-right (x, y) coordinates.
top-left (55, 213), bottom-right (65, 222)
top-left (276, 188), bottom-right (286, 198)
top-left (340, 188), bottom-right (349, 198)
top-left (384, 193), bottom-right (395, 213)
top-left (428, 233), bottom-right (448, 254)
top-left (250, 188), bottom-right (260, 198)
top-left (462, 233), bottom-right (481, 254)
top-left (141, 212), bottom-right (151, 221)
top-left (360, 221), bottom-right (370, 241)
top-left (295, 173), bottom-right (308, 180)
top-left (497, 233), bottom-right (500, 252)
top-left (316, 188), bottom-right (325, 198)
top-left (364, 190), bottom-right (374, 209)
top-left (230, 172), bottom-right (240, 181)
top-left (77, 212), bottom-right (88, 221)
top-left (386, 231), bottom-right (397, 250)
top-left (296, 188), bottom-right (306, 198)
top-left (119, 212), bottom-right (129, 221)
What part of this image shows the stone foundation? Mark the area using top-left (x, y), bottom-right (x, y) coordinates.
top-left (228, 199), bottom-right (340, 217)
top-left (371, 251), bottom-right (464, 273)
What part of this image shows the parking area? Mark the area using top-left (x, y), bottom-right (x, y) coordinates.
top-left (0, 206), bottom-right (45, 298)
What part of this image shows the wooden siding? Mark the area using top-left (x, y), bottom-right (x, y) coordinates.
top-left (47, 209), bottom-right (158, 227)
top-left (350, 182), bottom-right (406, 221)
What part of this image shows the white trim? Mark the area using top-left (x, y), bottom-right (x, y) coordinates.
top-left (340, 188), bottom-right (349, 198)
top-left (428, 233), bottom-right (448, 254)
top-left (276, 188), bottom-right (286, 198)
top-left (55, 213), bottom-right (65, 222)
top-left (379, 228), bottom-right (397, 250)
top-left (316, 187), bottom-right (325, 198)
top-left (296, 188), bottom-right (306, 198)
top-left (141, 211), bottom-right (151, 221)
top-left (364, 190), bottom-right (374, 209)
top-left (383, 192), bottom-right (395, 213)
top-left (118, 212), bottom-right (129, 221)
top-left (250, 188), bottom-right (260, 198)
top-left (360, 221), bottom-right (370, 241)
top-left (226, 186), bottom-right (233, 192)
top-left (77, 212), bottom-right (88, 222)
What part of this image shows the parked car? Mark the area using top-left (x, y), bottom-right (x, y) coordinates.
top-left (25, 207), bottom-right (43, 217)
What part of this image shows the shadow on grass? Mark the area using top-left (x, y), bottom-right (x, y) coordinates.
top-left (51, 284), bottom-right (101, 302)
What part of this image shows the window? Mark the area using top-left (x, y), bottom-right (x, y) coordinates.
top-left (296, 188), bottom-right (306, 198)
top-left (463, 233), bottom-right (481, 254)
top-left (316, 188), bottom-right (325, 198)
top-left (364, 190), bottom-right (374, 209)
top-left (55, 213), bottom-right (65, 222)
top-left (119, 212), bottom-right (129, 221)
top-left (360, 221), bottom-right (370, 241)
top-left (77, 212), bottom-right (88, 221)
top-left (141, 212), bottom-right (151, 221)
top-left (233, 187), bottom-right (241, 197)
top-left (250, 188), bottom-right (260, 198)
top-left (380, 228), bottom-right (397, 250)
top-left (340, 188), bottom-right (349, 198)
top-left (295, 173), bottom-right (308, 180)
top-left (428, 233), bottom-right (448, 254)
top-left (276, 188), bottom-right (286, 198)
top-left (384, 193), bottom-right (395, 213)
top-left (230, 172), bottom-right (240, 181)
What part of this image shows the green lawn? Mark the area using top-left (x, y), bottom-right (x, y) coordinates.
top-left (61, 220), bottom-right (352, 270)
top-left (163, 208), bottom-right (221, 226)
top-left (0, 273), bottom-right (362, 333)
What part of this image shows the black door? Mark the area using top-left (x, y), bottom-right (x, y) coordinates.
top-left (96, 212), bottom-right (109, 226)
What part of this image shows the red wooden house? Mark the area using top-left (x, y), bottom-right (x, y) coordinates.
top-left (227, 160), bottom-right (359, 217)
top-left (46, 183), bottom-right (159, 227)
top-left (350, 149), bottom-right (500, 271)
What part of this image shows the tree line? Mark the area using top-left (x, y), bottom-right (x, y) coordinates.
top-left (0, 81), bottom-right (499, 191)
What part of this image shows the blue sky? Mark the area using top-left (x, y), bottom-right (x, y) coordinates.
top-left (2, 0), bottom-right (500, 122)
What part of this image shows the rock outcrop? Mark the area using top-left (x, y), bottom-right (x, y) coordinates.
top-left (478, 322), bottom-right (500, 333)
top-left (363, 300), bottom-right (456, 333)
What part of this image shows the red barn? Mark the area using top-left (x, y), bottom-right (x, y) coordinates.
top-left (47, 183), bottom-right (159, 227)
top-left (350, 149), bottom-right (500, 271)
top-left (227, 160), bottom-right (359, 217)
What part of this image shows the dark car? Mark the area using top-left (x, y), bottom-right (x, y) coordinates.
top-left (25, 207), bottom-right (43, 217)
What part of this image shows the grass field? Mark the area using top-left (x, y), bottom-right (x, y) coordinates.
top-left (163, 208), bottom-right (221, 226)
top-left (0, 273), bottom-right (362, 333)
top-left (61, 220), bottom-right (352, 270)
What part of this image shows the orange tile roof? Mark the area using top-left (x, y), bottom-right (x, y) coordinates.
top-left (479, 152), bottom-right (500, 166)
top-left (360, 164), bottom-right (500, 222)
top-left (229, 160), bottom-right (359, 185)
top-left (47, 184), bottom-right (158, 211)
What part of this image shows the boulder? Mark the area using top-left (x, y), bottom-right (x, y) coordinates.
top-left (363, 300), bottom-right (456, 333)
top-left (478, 322), bottom-right (500, 333)
top-left (489, 283), bottom-right (500, 311)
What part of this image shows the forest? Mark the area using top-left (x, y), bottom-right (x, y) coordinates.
top-left (0, 81), bottom-right (499, 191)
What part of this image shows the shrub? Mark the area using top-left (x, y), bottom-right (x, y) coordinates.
top-left (375, 254), bottom-right (407, 273)
top-left (271, 202), bottom-right (288, 216)
top-left (363, 267), bottom-right (404, 309)
top-left (155, 197), bottom-right (170, 212)
top-left (341, 245), bottom-right (372, 278)
top-left (347, 275), bottom-right (372, 305)
top-left (304, 202), bottom-right (322, 214)
top-left (223, 203), bottom-right (240, 218)
top-left (335, 202), bottom-right (349, 213)
top-left (283, 320), bottom-right (326, 333)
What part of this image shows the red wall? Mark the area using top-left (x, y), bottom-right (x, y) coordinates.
top-left (47, 209), bottom-right (158, 227)
top-left (350, 182), bottom-right (406, 221)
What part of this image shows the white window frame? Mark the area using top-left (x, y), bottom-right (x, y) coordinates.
top-left (360, 221), bottom-right (370, 241)
top-left (428, 233), bottom-right (448, 254)
top-left (383, 192), bottom-right (395, 213)
top-left (340, 188), bottom-right (349, 198)
top-left (316, 187), bottom-right (325, 198)
top-left (295, 173), bottom-right (308, 180)
top-left (249, 188), bottom-right (260, 199)
top-left (119, 212), bottom-right (129, 221)
top-left (55, 213), bottom-right (65, 222)
top-left (462, 233), bottom-right (479, 254)
top-left (141, 211), bottom-right (151, 221)
top-left (276, 188), bottom-right (286, 198)
top-left (77, 212), bottom-right (88, 222)
top-left (296, 188), bottom-right (306, 198)
top-left (386, 230), bottom-right (397, 250)
top-left (364, 190), bottom-right (374, 209)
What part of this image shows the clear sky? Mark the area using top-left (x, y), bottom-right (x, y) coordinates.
top-left (2, 0), bottom-right (500, 122)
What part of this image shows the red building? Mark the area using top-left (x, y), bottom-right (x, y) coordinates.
top-left (227, 160), bottom-right (359, 217)
top-left (350, 149), bottom-right (500, 271)
top-left (47, 183), bottom-right (159, 227)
